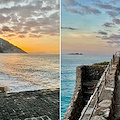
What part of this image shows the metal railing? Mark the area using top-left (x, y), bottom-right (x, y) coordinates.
top-left (79, 59), bottom-right (113, 120)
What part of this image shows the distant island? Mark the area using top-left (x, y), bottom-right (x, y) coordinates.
top-left (0, 38), bottom-right (26, 53)
top-left (68, 53), bottom-right (83, 55)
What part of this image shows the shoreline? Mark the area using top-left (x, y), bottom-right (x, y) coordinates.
top-left (0, 83), bottom-right (59, 94)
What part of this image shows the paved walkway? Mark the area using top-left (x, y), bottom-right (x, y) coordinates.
top-left (0, 89), bottom-right (59, 120)
top-left (82, 65), bottom-right (116, 120)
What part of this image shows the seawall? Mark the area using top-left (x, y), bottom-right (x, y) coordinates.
top-left (63, 56), bottom-right (120, 120)
top-left (63, 65), bottom-right (106, 120)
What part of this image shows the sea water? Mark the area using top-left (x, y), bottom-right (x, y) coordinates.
top-left (61, 54), bottom-right (112, 119)
top-left (0, 53), bottom-right (59, 93)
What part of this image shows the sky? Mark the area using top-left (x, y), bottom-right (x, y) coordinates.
top-left (62, 0), bottom-right (120, 55)
top-left (0, 0), bottom-right (59, 53)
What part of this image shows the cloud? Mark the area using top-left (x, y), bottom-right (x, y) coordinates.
top-left (107, 40), bottom-right (120, 47)
top-left (0, 0), bottom-right (59, 38)
top-left (63, 0), bottom-right (101, 15)
top-left (61, 27), bottom-right (78, 30)
top-left (2, 26), bottom-right (13, 32)
top-left (64, 5), bottom-right (101, 15)
top-left (29, 34), bottom-right (42, 38)
top-left (101, 34), bottom-right (120, 40)
top-left (108, 34), bottom-right (120, 40)
top-left (96, 3), bottom-right (120, 12)
top-left (66, 8), bottom-right (82, 14)
top-left (96, 3), bottom-right (113, 9)
top-left (95, 3), bottom-right (120, 18)
top-left (7, 34), bottom-right (16, 37)
top-left (69, 33), bottom-right (94, 38)
top-left (98, 31), bottom-right (108, 35)
top-left (113, 18), bottom-right (120, 24)
top-left (103, 22), bottom-right (115, 27)
top-left (0, 15), bottom-right (10, 23)
top-left (49, 12), bottom-right (59, 20)
top-left (109, 0), bottom-right (119, 4)
top-left (106, 10), bottom-right (119, 17)
top-left (82, 6), bottom-right (101, 15)
top-left (18, 35), bottom-right (26, 38)
top-left (63, 0), bottom-right (80, 7)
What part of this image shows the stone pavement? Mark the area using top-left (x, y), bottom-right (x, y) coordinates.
top-left (0, 89), bottom-right (59, 120)
top-left (82, 65), bottom-right (116, 120)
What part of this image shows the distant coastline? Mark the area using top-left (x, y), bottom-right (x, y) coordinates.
top-left (68, 53), bottom-right (83, 55)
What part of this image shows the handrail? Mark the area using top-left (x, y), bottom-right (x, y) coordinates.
top-left (79, 61), bottom-right (112, 120)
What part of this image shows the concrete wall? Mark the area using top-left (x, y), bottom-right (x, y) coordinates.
top-left (63, 65), bottom-right (106, 120)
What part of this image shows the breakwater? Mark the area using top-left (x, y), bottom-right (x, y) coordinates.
top-left (0, 89), bottom-right (59, 120)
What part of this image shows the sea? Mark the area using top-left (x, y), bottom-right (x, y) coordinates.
top-left (61, 54), bottom-right (112, 119)
top-left (0, 53), bottom-right (59, 93)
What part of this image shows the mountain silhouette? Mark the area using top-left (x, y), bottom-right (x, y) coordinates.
top-left (0, 38), bottom-right (26, 53)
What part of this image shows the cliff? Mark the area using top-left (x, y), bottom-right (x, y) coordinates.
top-left (0, 38), bottom-right (26, 53)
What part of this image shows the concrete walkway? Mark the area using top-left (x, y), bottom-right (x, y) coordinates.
top-left (0, 89), bottom-right (59, 120)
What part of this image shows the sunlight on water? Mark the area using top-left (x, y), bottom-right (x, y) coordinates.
top-left (0, 53), bottom-right (59, 93)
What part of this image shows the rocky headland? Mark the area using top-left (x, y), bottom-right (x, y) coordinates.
top-left (0, 38), bottom-right (26, 53)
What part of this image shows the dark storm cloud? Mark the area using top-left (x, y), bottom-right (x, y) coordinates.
top-left (0, 0), bottom-right (59, 38)
top-left (61, 27), bottom-right (78, 30)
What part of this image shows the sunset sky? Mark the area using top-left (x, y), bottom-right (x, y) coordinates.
top-left (62, 0), bottom-right (120, 55)
top-left (0, 0), bottom-right (59, 53)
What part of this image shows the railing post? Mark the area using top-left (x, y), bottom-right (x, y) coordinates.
top-left (111, 59), bottom-right (112, 68)
top-left (97, 88), bottom-right (99, 105)
top-left (108, 64), bottom-right (110, 74)
top-left (113, 54), bottom-right (115, 64)
top-left (105, 71), bottom-right (107, 85)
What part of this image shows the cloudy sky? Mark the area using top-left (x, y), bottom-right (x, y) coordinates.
top-left (62, 0), bottom-right (120, 55)
top-left (0, 0), bottom-right (59, 53)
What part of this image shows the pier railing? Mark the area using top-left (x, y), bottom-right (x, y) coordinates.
top-left (79, 58), bottom-right (113, 120)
